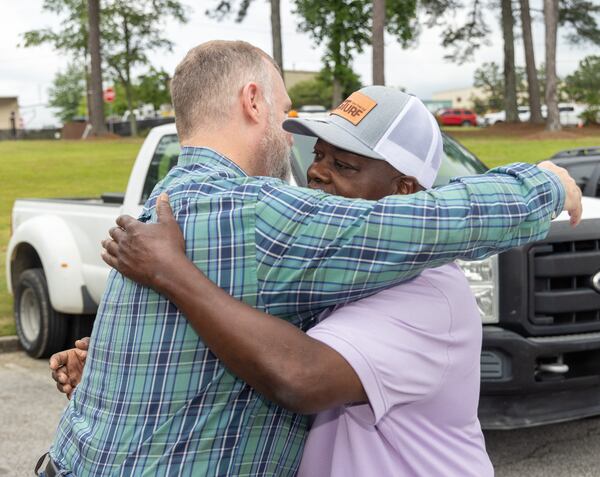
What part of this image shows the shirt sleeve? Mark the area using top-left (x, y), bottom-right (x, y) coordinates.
top-left (255, 162), bottom-right (564, 317)
top-left (306, 283), bottom-right (452, 425)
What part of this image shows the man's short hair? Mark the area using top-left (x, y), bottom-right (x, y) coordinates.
top-left (171, 40), bottom-right (281, 140)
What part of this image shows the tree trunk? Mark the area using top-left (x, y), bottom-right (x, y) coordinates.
top-left (501, 0), bottom-right (519, 122)
top-left (122, 17), bottom-right (137, 137)
top-left (124, 79), bottom-right (137, 136)
top-left (87, 0), bottom-right (107, 136)
top-left (270, 0), bottom-right (283, 74)
top-left (544, 0), bottom-right (561, 131)
top-left (332, 77), bottom-right (343, 108)
top-left (85, 62), bottom-right (92, 123)
top-left (372, 0), bottom-right (385, 85)
top-left (520, 0), bottom-right (544, 124)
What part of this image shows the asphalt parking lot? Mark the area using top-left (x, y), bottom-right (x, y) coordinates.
top-left (2, 350), bottom-right (600, 476)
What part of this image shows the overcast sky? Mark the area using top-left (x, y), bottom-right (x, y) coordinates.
top-left (1, 0), bottom-right (595, 128)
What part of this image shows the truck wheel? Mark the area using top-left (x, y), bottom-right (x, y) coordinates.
top-left (462, 120), bottom-right (472, 127)
top-left (14, 268), bottom-right (67, 358)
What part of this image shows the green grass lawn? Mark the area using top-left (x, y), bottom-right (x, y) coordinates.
top-left (452, 135), bottom-right (600, 169)
top-left (0, 139), bottom-right (142, 336)
top-left (0, 132), bottom-right (599, 337)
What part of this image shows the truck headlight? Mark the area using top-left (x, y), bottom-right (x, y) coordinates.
top-left (456, 256), bottom-right (499, 324)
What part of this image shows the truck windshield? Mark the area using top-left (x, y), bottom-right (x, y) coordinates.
top-left (435, 134), bottom-right (488, 186)
top-left (141, 134), bottom-right (181, 203)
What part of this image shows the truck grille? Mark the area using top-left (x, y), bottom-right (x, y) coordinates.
top-left (531, 239), bottom-right (600, 328)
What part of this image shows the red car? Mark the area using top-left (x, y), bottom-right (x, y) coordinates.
top-left (436, 108), bottom-right (478, 127)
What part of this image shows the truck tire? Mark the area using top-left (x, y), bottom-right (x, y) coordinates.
top-left (14, 268), bottom-right (67, 358)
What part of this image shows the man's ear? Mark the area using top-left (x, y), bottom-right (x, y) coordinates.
top-left (393, 175), bottom-right (421, 195)
top-left (241, 82), bottom-right (261, 124)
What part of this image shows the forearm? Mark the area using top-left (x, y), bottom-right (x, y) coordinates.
top-left (155, 257), bottom-right (364, 413)
top-left (259, 163), bottom-right (564, 313)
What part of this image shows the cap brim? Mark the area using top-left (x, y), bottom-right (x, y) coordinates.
top-left (283, 118), bottom-right (385, 161)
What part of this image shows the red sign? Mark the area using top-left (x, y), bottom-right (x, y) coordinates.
top-left (103, 87), bottom-right (116, 103)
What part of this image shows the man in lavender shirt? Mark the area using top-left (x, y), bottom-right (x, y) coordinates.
top-left (53, 87), bottom-right (575, 475)
top-left (291, 91), bottom-right (492, 476)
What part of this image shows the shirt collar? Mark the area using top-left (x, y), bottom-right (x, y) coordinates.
top-left (178, 146), bottom-right (248, 178)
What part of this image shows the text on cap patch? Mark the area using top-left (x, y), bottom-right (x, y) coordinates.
top-left (331, 92), bottom-right (377, 126)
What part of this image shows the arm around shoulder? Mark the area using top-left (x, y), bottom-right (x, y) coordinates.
top-left (254, 165), bottom-right (566, 315)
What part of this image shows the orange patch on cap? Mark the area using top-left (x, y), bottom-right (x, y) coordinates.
top-left (330, 92), bottom-right (377, 125)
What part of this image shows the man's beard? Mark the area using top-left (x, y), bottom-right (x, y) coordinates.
top-left (260, 112), bottom-right (292, 181)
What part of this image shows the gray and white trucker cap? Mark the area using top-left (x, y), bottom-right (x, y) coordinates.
top-left (283, 86), bottom-right (443, 188)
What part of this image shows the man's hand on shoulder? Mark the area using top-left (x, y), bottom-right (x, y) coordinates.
top-left (49, 337), bottom-right (89, 399)
top-left (538, 161), bottom-right (583, 227)
top-left (101, 193), bottom-right (187, 294)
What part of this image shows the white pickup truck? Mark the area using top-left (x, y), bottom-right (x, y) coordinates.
top-left (7, 123), bottom-right (600, 429)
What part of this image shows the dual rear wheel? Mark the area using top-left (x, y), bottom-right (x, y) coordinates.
top-left (14, 268), bottom-right (94, 358)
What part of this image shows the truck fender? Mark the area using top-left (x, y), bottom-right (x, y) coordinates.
top-left (7, 215), bottom-right (88, 314)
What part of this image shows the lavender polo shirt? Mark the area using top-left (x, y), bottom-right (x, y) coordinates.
top-left (299, 263), bottom-right (493, 477)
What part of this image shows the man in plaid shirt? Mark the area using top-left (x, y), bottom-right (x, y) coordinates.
top-left (44, 41), bottom-right (579, 476)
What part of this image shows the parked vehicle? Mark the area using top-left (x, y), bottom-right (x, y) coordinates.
top-left (483, 107), bottom-right (531, 126)
top-left (7, 124), bottom-right (600, 429)
top-left (436, 108), bottom-right (478, 127)
top-left (558, 103), bottom-right (586, 127)
top-left (483, 103), bottom-right (586, 127)
top-left (550, 147), bottom-right (600, 198)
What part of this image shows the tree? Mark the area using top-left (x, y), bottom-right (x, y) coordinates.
top-left (472, 62), bottom-right (529, 112)
top-left (22, 0), bottom-right (88, 55)
top-left (87, 0), bottom-right (107, 136)
top-left (22, 0), bottom-right (186, 135)
top-left (295, 0), bottom-right (417, 107)
top-left (295, 0), bottom-right (368, 107)
top-left (136, 68), bottom-right (172, 111)
top-left (207, 0), bottom-right (284, 72)
top-left (559, 0), bottom-right (600, 45)
top-left (473, 62), bottom-right (504, 112)
top-left (519, 0), bottom-right (544, 123)
top-left (109, 68), bottom-right (172, 116)
top-left (372, 0), bottom-right (386, 85)
top-left (48, 62), bottom-right (86, 123)
top-left (271, 0), bottom-right (283, 71)
top-left (423, 0), bottom-right (490, 64)
top-left (22, 0), bottom-right (91, 118)
top-left (101, 1), bottom-right (186, 136)
top-left (501, 0), bottom-right (519, 122)
top-left (564, 55), bottom-right (600, 124)
top-left (545, 0), bottom-right (561, 131)
top-left (288, 68), bottom-right (362, 108)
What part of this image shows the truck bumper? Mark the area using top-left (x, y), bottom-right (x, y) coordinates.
top-left (479, 326), bottom-right (600, 429)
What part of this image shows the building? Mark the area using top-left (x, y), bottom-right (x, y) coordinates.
top-left (431, 87), bottom-right (487, 109)
top-left (0, 97), bottom-right (21, 132)
top-left (283, 70), bottom-right (319, 90)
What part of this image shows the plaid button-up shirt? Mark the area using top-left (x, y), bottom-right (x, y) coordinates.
top-left (51, 147), bottom-right (563, 476)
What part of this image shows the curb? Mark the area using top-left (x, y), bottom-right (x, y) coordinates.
top-left (0, 336), bottom-right (22, 354)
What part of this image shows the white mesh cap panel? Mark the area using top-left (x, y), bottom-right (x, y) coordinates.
top-left (373, 97), bottom-right (443, 188)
